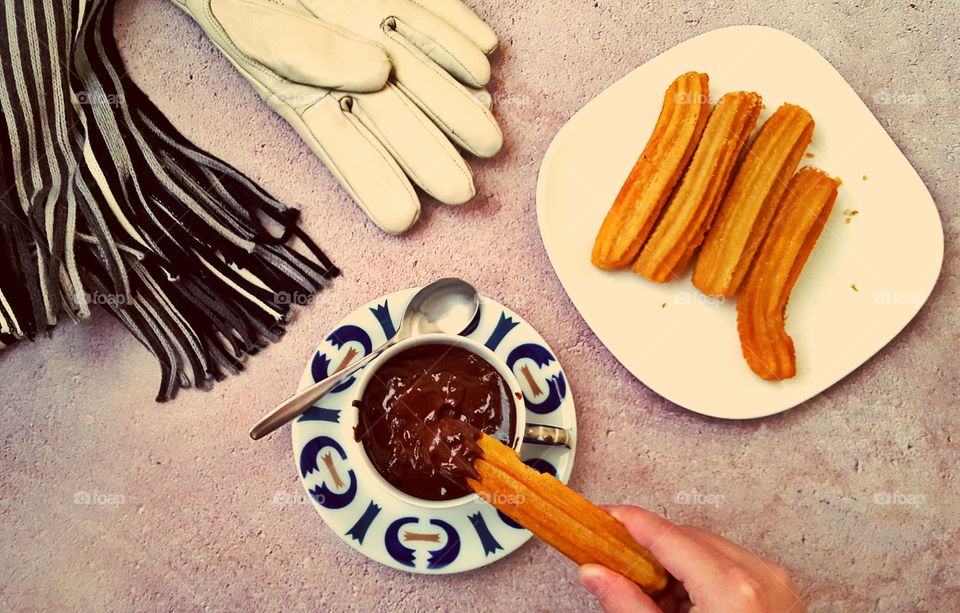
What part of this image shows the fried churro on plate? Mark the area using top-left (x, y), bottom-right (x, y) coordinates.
top-left (588, 71), bottom-right (842, 381)
top-left (737, 167), bottom-right (839, 380)
top-left (633, 91), bottom-right (762, 282)
top-left (693, 103), bottom-right (815, 296)
top-left (592, 72), bottom-right (710, 270)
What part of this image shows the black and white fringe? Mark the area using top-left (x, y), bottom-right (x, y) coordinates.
top-left (0, 0), bottom-right (339, 400)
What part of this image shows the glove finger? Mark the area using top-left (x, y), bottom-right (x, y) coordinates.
top-left (350, 84), bottom-right (475, 205)
top-left (382, 37), bottom-right (503, 158)
top-left (411, 0), bottom-right (498, 53)
top-left (469, 87), bottom-right (493, 110)
top-left (385, 5), bottom-right (490, 87)
top-left (210, 0), bottom-right (389, 91)
top-left (297, 96), bottom-right (421, 234)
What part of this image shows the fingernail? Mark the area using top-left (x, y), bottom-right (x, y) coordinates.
top-left (578, 565), bottom-right (607, 595)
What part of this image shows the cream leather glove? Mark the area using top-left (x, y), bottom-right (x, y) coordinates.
top-left (172, 0), bottom-right (502, 234)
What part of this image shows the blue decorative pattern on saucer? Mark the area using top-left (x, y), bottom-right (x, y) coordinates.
top-left (292, 288), bottom-right (577, 574)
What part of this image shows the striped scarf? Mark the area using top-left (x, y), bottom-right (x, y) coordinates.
top-left (0, 0), bottom-right (339, 400)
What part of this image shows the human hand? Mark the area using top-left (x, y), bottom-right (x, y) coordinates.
top-left (578, 505), bottom-right (806, 613)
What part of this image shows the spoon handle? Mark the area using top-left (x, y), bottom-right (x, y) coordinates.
top-left (523, 424), bottom-right (573, 447)
top-left (249, 342), bottom-right (390, 440)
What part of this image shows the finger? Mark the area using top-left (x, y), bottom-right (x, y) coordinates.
top-left (604, 506), bottom-right (736, 592)
top-left (381, 36), bottom-right (503, 157)
top-left (296, 95), bottom-right (421, 233)
top-left (209, 0), bottom-right (389, 91)
top-left (386, 5), bottom-right (490, 87)
top-left (681, 526), bottom-right (764, 570)
top-left (578, 564), bottom-right (662, 613)
top-left (414, 0), bottom-right (498, 53)
top-left (348, 84), bottom-right (475, 205)
top-left (469, 87), bottom-right (493, 109)
top-left (682, 527), bottom-right (798, 593)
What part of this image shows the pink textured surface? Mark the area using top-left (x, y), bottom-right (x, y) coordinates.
top-left (1, 0), bottom-right (958, 610)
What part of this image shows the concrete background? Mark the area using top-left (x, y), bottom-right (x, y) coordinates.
top-left (1, 0), bottom-right (957, 610)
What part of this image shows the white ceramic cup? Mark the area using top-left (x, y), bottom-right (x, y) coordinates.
top-left (349, 333), bottom-right (565, 510)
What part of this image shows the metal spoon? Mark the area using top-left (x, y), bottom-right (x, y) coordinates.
top-left (249, 278), bottom-right (481, 440)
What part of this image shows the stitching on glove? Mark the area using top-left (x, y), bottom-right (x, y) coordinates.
top-left (391, 79), bottom-right (466, 151)
top-left (293, 0), bottom-right (386, 49)
top-left (382, 15), bottom-right (482, 86)
top-left (353, 84), bottom-right (474, 193)
top-left (393, 77), bottom-right (501, 158)
top-left (202, 0), bottom-right (378, 87)
top-left (405, 0), bottom-right (495, 53)
top-left (318, 97), bottom-right (419, 218)
top-left (379, 27), bottom-right (500, 153)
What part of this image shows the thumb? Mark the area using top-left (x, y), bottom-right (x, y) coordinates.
top-left (208, 0), bottom-right (390, 92)
top-left (579, 564), bottom-right (662, 613)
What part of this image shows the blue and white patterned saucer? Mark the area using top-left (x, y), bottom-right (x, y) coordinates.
top-left (291, 287), bottom-right (577, 574)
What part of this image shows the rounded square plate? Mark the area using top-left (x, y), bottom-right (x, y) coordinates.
top-left (536, 26), bottom-right (943, 419)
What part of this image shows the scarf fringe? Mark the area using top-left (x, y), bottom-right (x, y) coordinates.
top-left (0, 0), bottom-right (339, 400)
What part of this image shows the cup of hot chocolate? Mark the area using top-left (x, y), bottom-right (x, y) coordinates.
top-left (351, 333), bottom-right (567, 509)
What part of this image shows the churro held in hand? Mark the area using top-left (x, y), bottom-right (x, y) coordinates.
top-left (466, 432), bottom-right (668, 594)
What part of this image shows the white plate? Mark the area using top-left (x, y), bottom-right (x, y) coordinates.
top-left (291, 288), bottom-right (577, 573)
top-left (536, 25), bottom-right (943, 419)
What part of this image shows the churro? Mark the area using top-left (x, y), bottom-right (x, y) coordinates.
top-left (737, 167), bottom-right (839, 380)
top-left (693, 103), bottom-right (815, 296)
top-left (633, 91), bottom-right (762, 282)
top-left (467, 434), bottom-right (668, 594)
top-left (592, 72), bottom-right (710, 270)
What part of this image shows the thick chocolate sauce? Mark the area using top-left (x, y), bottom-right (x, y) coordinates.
top-left (354, 344), bottom-right (516, 500)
